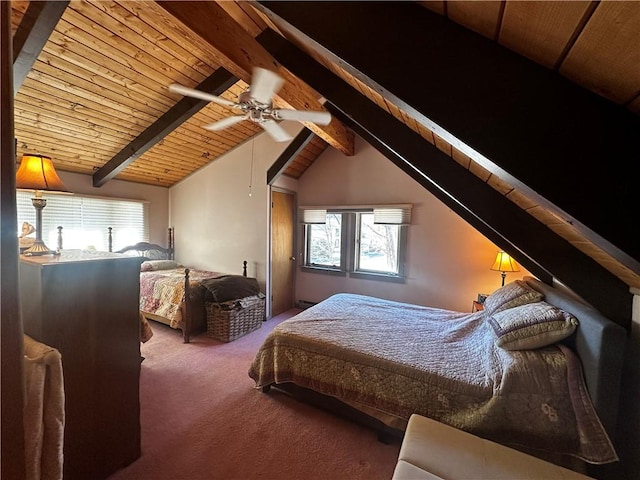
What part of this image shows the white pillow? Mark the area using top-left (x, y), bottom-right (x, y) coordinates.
top-left (483, 280), bottom-right (544, 316)
top-left (487, 301), bottom-right (579, 350)
top-left (140, 260), bottom-right (180, 272)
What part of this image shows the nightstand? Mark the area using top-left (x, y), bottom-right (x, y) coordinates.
top-left (472, 300), bottom-right (485, 312)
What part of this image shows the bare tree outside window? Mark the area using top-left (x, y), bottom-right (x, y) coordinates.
top-left (358, 213), bottom-right (398, 273)
top-left (308, 213), bottom-right (342, 267)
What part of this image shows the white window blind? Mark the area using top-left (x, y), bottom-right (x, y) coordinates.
top-left (16, 191), bottom-right (149, 251)
top-left (373, 205), bottom-right (412, 225)
top-left (300, 204), bottom-right (412, 225)
top-left (299, 208), bottom-right (327, 224)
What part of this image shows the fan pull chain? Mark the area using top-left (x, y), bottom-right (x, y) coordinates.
top-left (248, 140), bottom-right (255, 197)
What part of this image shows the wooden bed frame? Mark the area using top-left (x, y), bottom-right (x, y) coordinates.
top-left (112, 228), bottom-right (247, 343)
top-left (52, 226), bottom-right (249, 343)
top-left (262, 276), bottom-right (627, 473)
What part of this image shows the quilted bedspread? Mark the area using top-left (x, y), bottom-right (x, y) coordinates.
top-left (139, 268), bottom-right (223, 329)
top-left (248, 293), bottom-right (617, 464)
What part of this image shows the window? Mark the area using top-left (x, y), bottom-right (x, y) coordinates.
top-left (301, 205), bottom-right (410, 282)
top-left (304, 213), bottom-right (345, 271)
top-left (16, 191), bottom-right (148, 251)
top-left (355, 212), bottom-right (400, 275)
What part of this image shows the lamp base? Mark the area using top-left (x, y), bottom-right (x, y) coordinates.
top-left (22, 239), bottom-right (57, 256)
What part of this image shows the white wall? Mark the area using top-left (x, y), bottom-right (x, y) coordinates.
top-left (58, 170), bottom-right (170, 246)
top-left (168, 124), bottom-right (301, 289)
top-left (296, 135), bottom-right (531, 312)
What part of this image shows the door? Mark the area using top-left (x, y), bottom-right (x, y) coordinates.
top-left (271, 190), bottom-right (295, 316)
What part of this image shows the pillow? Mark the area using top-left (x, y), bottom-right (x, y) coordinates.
top-left (140, 259), bottom-right (180, 272)
top-left (487, 301), bottom-right (579, 350)
top-left (483, 280), bottom-right (544, 316)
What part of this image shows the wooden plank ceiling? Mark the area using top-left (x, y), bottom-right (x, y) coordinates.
top-left (10, 0), bottom-right (337, 186)
top-left (9, 0), bottom-right (640, 293)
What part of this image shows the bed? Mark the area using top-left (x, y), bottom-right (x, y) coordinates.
top-left (115, 229), bottom-right (255, 343)
top-left (248, 276), bottom-right (627, 471)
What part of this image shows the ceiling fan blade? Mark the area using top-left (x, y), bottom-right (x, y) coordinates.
top-left (250, 67), bottom-right (284, 105)
top-left (274, 109), bottom-right (332, 126)
top-left (168, 84), bottom-right (237, 108)
top-left (260, 120), bottom-right (293, 143)
top-left (203, 115), bottom-right (248, 131)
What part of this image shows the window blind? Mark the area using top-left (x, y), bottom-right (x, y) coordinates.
top-left (373, 205), bottom-right (412, 225)
top-left (16, 191), bottom-right (149, 251)
top-left (299, 208), bottom-right (327, 224)
top-left (300, 204), bottom-right (412, 225)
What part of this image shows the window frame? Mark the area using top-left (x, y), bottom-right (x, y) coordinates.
top-left (350, 211), bottom-right (407, 283)
top-left (300, 206), bottom-right (409, 283)
top-left (302, 212), bottom-right (347, 276)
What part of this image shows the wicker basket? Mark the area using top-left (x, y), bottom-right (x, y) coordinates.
top-left (205, 294), bottom-right (265, 342)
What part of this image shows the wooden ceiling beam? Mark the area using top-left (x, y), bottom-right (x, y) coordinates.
top-left (253, 1), bottom-right (640, 276)
top-left (93, 68), bottom-right (238, 187)
top-left (12, 1), bottom-right (68, 94)
top-left (155, 0), bottom-right (354, 156)
top-left (257, 27), bottom-right (632, 329)
top-left (267, 127), bottom-right (314, 185)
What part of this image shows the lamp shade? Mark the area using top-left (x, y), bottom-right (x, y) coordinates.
top-left (16, 154), bottom-right (68, 192)
top-left (490, 251), bottom-right (520, 273)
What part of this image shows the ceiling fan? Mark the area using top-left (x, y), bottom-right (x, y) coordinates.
top-left (168, 67), bottom-right (332, 143)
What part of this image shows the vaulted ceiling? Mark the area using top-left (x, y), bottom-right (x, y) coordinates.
top-left (9, 1), bottom-right (640, 327)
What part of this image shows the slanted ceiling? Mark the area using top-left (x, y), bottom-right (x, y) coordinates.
top-left (9, 1), bottom-right (640, 325)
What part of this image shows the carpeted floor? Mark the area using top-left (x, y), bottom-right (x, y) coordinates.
top-left (108, 309), bottom-right (401, 480)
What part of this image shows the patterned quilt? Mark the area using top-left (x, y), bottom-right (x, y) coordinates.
top-left (248, 293), bottom-right (617, 465)
top-left (139, 268), bottom-right (223, 329)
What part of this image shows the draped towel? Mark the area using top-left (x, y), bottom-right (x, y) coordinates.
top-left (23, 335), bottom-right (65, 480)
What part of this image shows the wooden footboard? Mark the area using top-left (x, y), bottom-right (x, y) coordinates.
top-left (183, 268), bottom-right (194, 343)
top-left (141, 296), bottom-right (206, 343)
top-left (111, 227), bottom-right (250, 344)
top-left (182, 261), bottom-right (248, 343)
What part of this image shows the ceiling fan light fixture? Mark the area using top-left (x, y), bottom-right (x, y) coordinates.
top-left (169, 67), bottom-right (331, 142)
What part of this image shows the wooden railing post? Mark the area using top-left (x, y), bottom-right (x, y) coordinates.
top-left (183, 268), bottom-right (191, 343)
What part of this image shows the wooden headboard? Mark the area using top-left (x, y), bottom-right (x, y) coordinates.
top-left (110, 227), bottom-right (174, 259)
top-left (524, 276), bottom-right (627, 441)
top-left (115, 242), bottom-right (174, 260)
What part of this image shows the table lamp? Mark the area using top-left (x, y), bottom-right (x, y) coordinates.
top-left (16, 154), bottom-right (69, 255)
top-left (490, 251), bottom-right (519, 287)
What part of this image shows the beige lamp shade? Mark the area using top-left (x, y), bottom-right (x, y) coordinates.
top-left (490, 251), bottom-right (520, 273)
top-left (16, 154), bottom-right (68, 192)
top-left (490, 251), bottom-right (520, 286)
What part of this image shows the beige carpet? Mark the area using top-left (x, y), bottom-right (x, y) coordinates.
top-left (107, 309), bottom-right (401, 480)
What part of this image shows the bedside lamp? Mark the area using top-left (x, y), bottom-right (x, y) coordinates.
top-left (16, 154), bottom-right (69, 255)
top-left (490, 251), bottom-right (519, 287)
